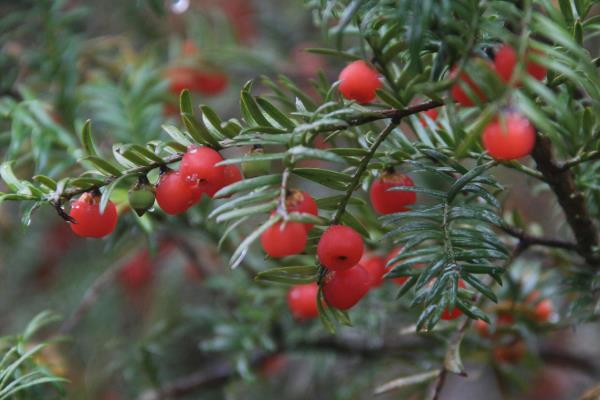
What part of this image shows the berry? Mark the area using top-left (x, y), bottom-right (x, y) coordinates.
top-left (119, 250), bottom-right (154, 290)
top-left (260, 220), bottom-right (307, 258)
top-left (419, 108), bottom-right (439, 127)
top-left (155, 170), bottom-right (202, 215)
top-left (440, 280), bottom-right (467, 321)
top-left (493, 340), bottom-right (526, 364)
top-left (474, 319), bottom-right (490, 337)
top-left (69, 193), bottom-right (118, 238)
top-left (179, 146), bottom-right (226, 186)
top-left (370, 172), bottom-right (417, 214)
top-left (317, 225), bottom-right (364, 271)
top-left (322, 265), bottom-right (371, 310)
top-left (360, 254), bottom-right (386, 287)
top-left (193, 71), bottom-right (228, 96)
top-left (338, 60), bottom-right (381, 103)
top-left (166, 66), bottom-right (198, 95)
top-left (482, 112), bottom-right (536, 160)
top-left (211, 164), bottom-right (243, 198)
top-left (493, 44), bottom-right (547, 84)
top-left (241, 146), bottom-right (271, 177)
top-left (534, 299), bottom-right (553, 322)
top-left (450, 64), bottom-right (487, 107)
top-left (287, 283), bottom-right (319, 320)
top-left (128, 178), bottom-right (155, 217)
top-left (286, 190), bottom-right (318, 232)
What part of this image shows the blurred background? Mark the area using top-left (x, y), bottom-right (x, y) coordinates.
top-left (0, 1), bottom-right (599, 399)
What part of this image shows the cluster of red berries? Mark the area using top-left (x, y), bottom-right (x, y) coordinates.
top-left (473, 290), bottom-right (554, 364)
top-left (452, 44), bottom-right (545, 160)
top-left (68, 146), bottom-right (241, 238)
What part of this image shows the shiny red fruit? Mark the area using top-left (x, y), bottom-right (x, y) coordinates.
top-left (69, 193), bottom-right (118, 238)
top-left (119, 251), bottom-right (154, 290)
top-left (419, 108), bottom-right (439, 126)
top-left (474, 319), bottom-right (490, 337)
top-left (482, 112), bottom-right (536, 160)
top-left (322, 265), bottom-right (370, 310)
top-left (493, 44), bottom-right (547, 84)
top-left (179, 146), bottom-right (226, 186)
top-left (370, 172), bottom-right (416, 214)
top-left (360, 254), bottom-right (386, 287)
top-left (286, 190), bottom-right (318, 232)
top-left (450, 65), bottom-right (487, 107)
top-left (193, 71), bottom-right (228, 96)
top-left (440, 280), bottom-right (466, 321)
top-left (287, 282), bottom-right (319, 320)
top-left (155, 170), bottom-right (202, 215)
top-left (166, 67), bottom-right (199, 95)
top-left (338, 60), bottom-right (381, 103)
top-left (260, 221), bottom-right (307, 258)
top-left (210, 164), bottom-right (243, 198)
top-left (534, 299), bottom-right (553, 322)
top-left (317, 225), bottom-right (364, 271)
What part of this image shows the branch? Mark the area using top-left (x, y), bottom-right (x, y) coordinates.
top-left (559, 150), bottom-right (600, 171)
top-left (530, 134), bottom-right (600, 266)
top-left (500, 224), bottom-right (579, 251)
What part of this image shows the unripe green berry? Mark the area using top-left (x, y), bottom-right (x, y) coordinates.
top-left (128, 178), bottom-right (156, 217)
top-left (241, 146), bottom-right (271, 178)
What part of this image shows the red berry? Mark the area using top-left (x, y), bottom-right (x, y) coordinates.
top-left (497, 312), bottom-right (515, 326)
top-left (179, 146), bottom-right (226, 186)
top-left (493, 44), bottom-right (547, 84)
top-left (370, 172), bottom-right (416, 215)
top-left (338, 60), bottom-right (381, 104)
top-left (260, 221), bottom-right (307, 258)
top-left (419, 108), bottom-right (439, 127)
top-left (287, 283), bottom-right (319, 320)
top-left (166, 66), bottom-right (198, 95)
top-left (69, 193), bottom-right (118, 238)
top-left (482, 112), bottom-right (536, 160)
top-left (209, 164), bottom-right (243, 198)
top-left (493, 340), bottom-right (526, 364)
top-left (317, 225), bottom-right (364, 271)
top-left (450, 65), bottom-right (487, 107)
top-left (155, 170), bottom-right (202, 215)
top-left (474, 319), bottom-right (490, 337)
top-left (322, 265), bottom-right (370, 310)
top-left (360, 254), bottom-right (386, 287)
top-left (534, 299), bottom-right (553, 322)
top-left (193, 71), bottom-right (228, 96)
top-left (286, 190), bottom-right (318, 232)
top-left (119, 250), bottom-right (154, 290)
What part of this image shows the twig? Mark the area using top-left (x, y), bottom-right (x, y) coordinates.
top-left (500, 224), bottom-right (579, 251)
top-left (59, 262), bottom-right (123, 334)
top-left (559, 150), bottom-right (600, 171)
top-left (530, 134), bottom-right (600, 266)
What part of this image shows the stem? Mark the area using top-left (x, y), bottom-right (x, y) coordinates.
top-left (530, 134), bottom-right (600, 266)
top-left (559, 150), bottom-right (600, 171)
top-left (331, 121), bottom-right (398, 225)
top-left (500, 224), bottom-right (578, 251)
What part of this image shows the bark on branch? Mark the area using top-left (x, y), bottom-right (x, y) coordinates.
top-left (530, 134), bottom-right (600, 267)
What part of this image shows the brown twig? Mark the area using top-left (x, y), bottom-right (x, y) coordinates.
top-left (530, 134), bottom-right (600, 267)
top-left (500, 224), bottom-right (579, 251)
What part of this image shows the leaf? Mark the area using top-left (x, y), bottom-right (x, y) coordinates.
top-left (293, 168), bottom-right (351, 190)
top-left (240, 81), bottom-right (272, 127)
top-left (287, 146), bottom-right (346, 164)
top-left (255, 97), bottom-right (296, 130)
top-left (100, 175), bottom-right (130, 213)
top-left (447, 161), bottom-right (494, 202)
top-left (214, 174), bottom-right (282, 198)
top-left (80, 119), bottom-right (98, 157)
top-left (255, 266), bottom-right (318, 284)
top-left (79, 156), bottom-right (123, 177)
top-left (162, 124), bottom-right (193, 146)
top-left (215, 201), bottom-right (278, 223)
top-left (229, 217), bottom-right (279, 269)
